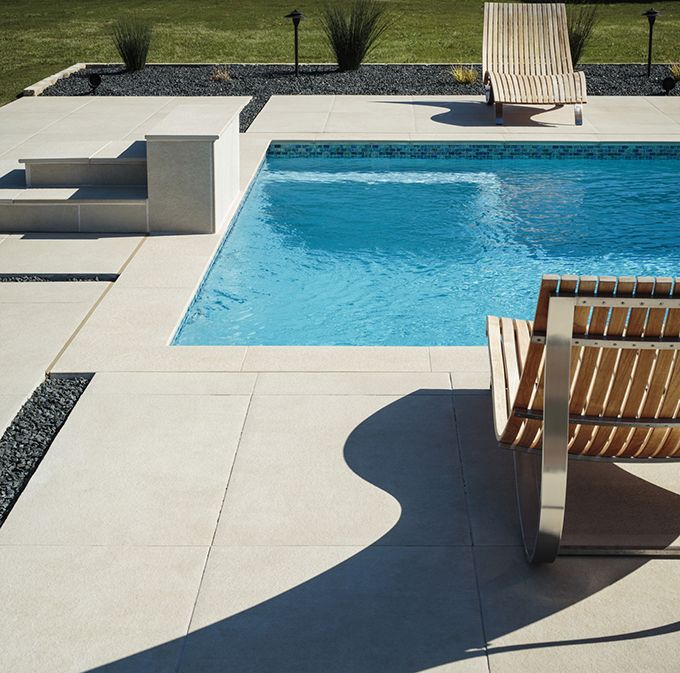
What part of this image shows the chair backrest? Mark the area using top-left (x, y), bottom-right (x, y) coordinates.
top-left (502, 275), bottom-right (680, 459)
top-left (483, 2), bottom-right (574, 77)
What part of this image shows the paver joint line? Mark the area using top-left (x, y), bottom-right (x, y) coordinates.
top-left (450, 394), bottom-right (492, 673)
top-left (173, 385), bottom-right (256, 671)
top-left (45, 282), bottom-right (113, 375)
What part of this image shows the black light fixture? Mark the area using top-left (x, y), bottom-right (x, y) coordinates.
top-left (88, 73), bottom-right (102, 95)
top-left (284, 9), bottom-right (305, 77)
top-left (642, 8), bottom-right (660, 78)
top-left (662, 76), bottom-right (676, 95)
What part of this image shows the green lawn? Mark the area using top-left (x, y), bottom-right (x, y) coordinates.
top-left (2, 0), bottom-right (680, 106)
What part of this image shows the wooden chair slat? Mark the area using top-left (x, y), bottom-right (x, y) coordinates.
top-left (621, 279), bottom-right (676, 457)
top-left (579, 277), bottom-right (636, 456)
top-left (568, 277), bottom-right (616, 454)
top-left (488, 315), bottom-right (510, 439)
top-left (588, 278), bottom-right (654, 457)
top-left (499, 275), bottom-right (557, 445)
top-left (501, 316), bottom-right (521, 406)
top-left (636, 279), bottom-right (680, 457)
top-left (604, 279), bottom-right (667, 456)
top-left (515, 319), bottom-right (532, 372)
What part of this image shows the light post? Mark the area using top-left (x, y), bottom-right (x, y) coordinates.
top-left (642, 8), bottom-right (660, 78)
top-left (284, 9), bottom-right (305, 77)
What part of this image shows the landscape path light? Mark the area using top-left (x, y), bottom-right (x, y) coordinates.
top-left (642, 8), bottom-right (660, 77)
top-left (662, 76), bottom-right (676, 94)
top-left (88, 73), bottom-right (102, 95)
top-left (284, 9), bottom-right (305, 77)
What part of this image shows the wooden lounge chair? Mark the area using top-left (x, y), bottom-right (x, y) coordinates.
top-left (487, 275), bottom-right (680, 563)
top-left (482, 2), bottom-right (587, 125)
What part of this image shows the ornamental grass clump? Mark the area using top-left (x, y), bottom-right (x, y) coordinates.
top-left (211, 65), bottom-right (231, 82)
top-left (671, 64), bottom-right (680, 81)
top-left (567, 4), bottom-right (598, 67)
top-left (321, 0), bottom-right (393, 72)
top-left (112, 17), bottom-right (153, 72)
top-left (451, 65), bottom-right (477, 85)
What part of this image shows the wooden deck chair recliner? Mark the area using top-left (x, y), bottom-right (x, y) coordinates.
top-left (482, 2), bottom-right (588, 126)
top-left (488, 275), bottom-right (680, 563)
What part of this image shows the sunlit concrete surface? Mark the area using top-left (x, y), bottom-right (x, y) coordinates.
top-left (1, 94), bottom-right (680, 672)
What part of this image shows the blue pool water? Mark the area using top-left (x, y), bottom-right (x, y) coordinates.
top-left (174, 144), bottom-right (680, 346)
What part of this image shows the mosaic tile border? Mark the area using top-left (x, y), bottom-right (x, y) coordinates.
top-left (267, 142), bottom-right (680, 160)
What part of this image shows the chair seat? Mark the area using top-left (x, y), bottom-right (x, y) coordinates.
top-left (487, 71), bottom-right (588, 105)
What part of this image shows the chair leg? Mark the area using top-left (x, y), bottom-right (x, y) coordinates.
top-left (575, 104), bottom-right (583, 126)
top-left (495, 102), bottom-right (504, 125)
top-left (514, 443), bottom-right (568, 564)
top-left (515, 296), bottom-right (574, 563)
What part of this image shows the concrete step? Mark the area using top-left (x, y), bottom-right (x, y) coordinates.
top-left (0, 185), bottom-right (149, 233)
top-left (20, 140), bottom-right (147, 188)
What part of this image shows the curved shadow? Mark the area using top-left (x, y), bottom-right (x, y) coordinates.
top-left (378, 99), bottom-right (563, 128)
top-left (83, 391), bottom-right (680, 672)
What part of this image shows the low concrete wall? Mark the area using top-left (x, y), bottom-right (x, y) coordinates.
top-left (146, 98), bottom-right (249, 234)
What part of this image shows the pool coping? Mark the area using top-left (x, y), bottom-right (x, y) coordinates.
top-left (49, 96), bottom-right (680, 376)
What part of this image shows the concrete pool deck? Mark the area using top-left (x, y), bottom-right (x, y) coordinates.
top-left (1, 94), bottom-right (680, 672)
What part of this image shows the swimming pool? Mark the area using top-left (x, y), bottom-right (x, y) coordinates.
top-left (174, 143), bottom-right (680, 347)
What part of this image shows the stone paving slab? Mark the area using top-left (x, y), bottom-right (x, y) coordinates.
top-left (213, 392), bottom-right (469, 548)
top-left (253, 371), bottom-right (452, 395)
top-left (0, 385), bottom-right (251, 546)
top-left (0, 544), bottom-right (207, 673)
top-left (0, 232), bottom-right (144, 274)
top-left (0, 282), bottom-right (108, 429)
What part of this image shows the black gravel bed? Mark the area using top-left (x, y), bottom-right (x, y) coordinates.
top-left (0, 376), bottom-right (90, 526)
top-left (42, 63), bottom-right (679, 132)
top-left (0, 273), bottom-right (118, 282)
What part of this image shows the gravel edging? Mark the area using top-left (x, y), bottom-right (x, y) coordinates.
top-left (0, 273), bottom-right (118, 282)
top-left (0, 377), bottom-right (90, 526)
top-left (41, 63), bottom-right (679, 132)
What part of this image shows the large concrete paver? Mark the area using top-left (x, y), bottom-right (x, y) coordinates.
top-left (431, 346), bottom-right (489, 373)
top-left (0, 383), bottom-right (251, 546)
top-left (241, 346), bottom-right (431, 372)
top-left (0, 233), bottom-right (143, 275)
top-left (0, 544), bottom-right (206, 673)
top-left (86, 370), bottom-right (257, 396)
top-left (254, 371), bottom-right (451, 395)
top-left (213, 392), bottom-right (470, 547)
top-left (0, 282), bottom-right (108, 422)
